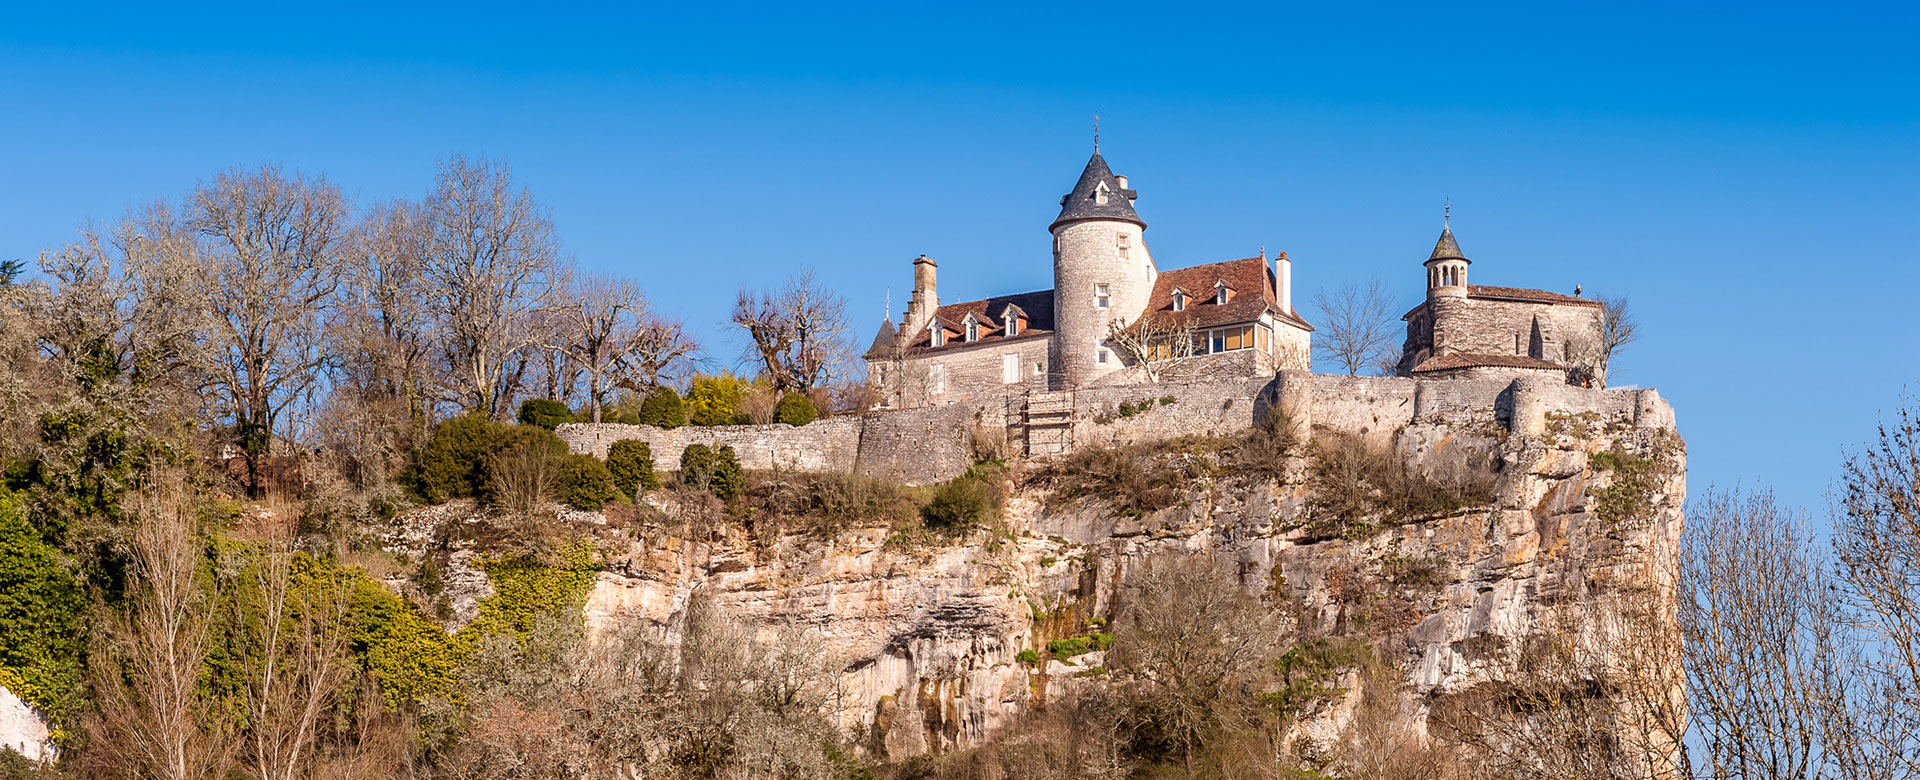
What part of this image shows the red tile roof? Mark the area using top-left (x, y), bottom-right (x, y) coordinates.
top-left (1134, 256), bottom-right (1313, 332)
top-left (1467, 284), bottom-right (1603, 307)
top-left (1411, 352), bottom-right (1566, 373)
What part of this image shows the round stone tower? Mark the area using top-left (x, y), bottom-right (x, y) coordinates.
top-left (1048, 152), bottom-right (1156, 390)
top-left (1424, 224), bottom-right (1471, 357)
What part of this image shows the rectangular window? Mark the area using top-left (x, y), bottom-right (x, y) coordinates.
top-left (1224, 327), bottom-right (1246, 351)
top-left (1193, 332), bottom-right (1210, 355)
top-left (1117, 232), bottom-right (1130, 260)
top-left (1002, 353), bottom-right (1020, 384)
top-left (1094, 283), bottom-right (1110, 309)
top-left (1256, 325), bottom-right (1270, 353)
top-left (1210, 331), bottom-right (1225, 353)
top-left (1097, 347), bottom-right (1110, 365)
top-left (930, 363), bottom-right (947, 394)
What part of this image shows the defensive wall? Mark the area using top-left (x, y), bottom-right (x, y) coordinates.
top-left (556, 373), bottom-right (1676, 485)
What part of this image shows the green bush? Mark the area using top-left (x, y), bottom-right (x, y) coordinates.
top-left (921, 475), bottom-right (995, 531)
top-left (556, 454), bottom-right (617, 511)
top-left (606, 440), bottom-right (659, 496)
top-left (1016, 649), bottom-right (1040, 666)
top-left (637, 385), bottom-right (686, 428)
top-left (1046, 633), bottom-right (1114, 658)
top-left (776, 393), bottom-right (818, 426)
top-left (517, 398), bottom-right (575, 429)
top-left (679, 444), bottom-right (741, 500)
top-left (414, 414), bottom-right (507, 503)
top-left (0, 490), bottom-right (84, 721)
top-left (415, 415), bottom-right (568, 505)
top-left (686, 373), bottom-right (750, 426)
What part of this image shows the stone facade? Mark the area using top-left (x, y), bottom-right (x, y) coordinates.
top-left (1397, 224), bottom-right (1607, 384)
top-left (864, 151), bottom-right (1314, 408)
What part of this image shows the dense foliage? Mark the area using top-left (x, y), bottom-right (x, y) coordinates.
top-left (555, 454), bottom-right (616, 510)
top-left (678, 444), bottom-right (742, 500)
top-left (685, 373), bottom-right (749, 426)
top-left (775, 392), bottom-right (818, 426)
top-left (516, 398), bottom-right (575, 430)
top-left (604, 439), bottom-right (659, 496)
top-left (636, 385), bottom-right (685, 428)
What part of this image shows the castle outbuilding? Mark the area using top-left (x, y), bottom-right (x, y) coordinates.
top-left (865, 151), bottom-right (1314, 408)
top-left (1395, 222), bottom-right (1607, 384)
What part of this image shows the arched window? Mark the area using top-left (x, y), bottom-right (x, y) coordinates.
top-left (965, 318), bottom-right (979, 342)
top-left (1214, 282), bottom-right (1230, 305)
top-left (1172, 290), bottom-right (1186, 312)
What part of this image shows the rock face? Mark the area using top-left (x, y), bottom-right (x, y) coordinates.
top-left (580, 418), bottom-right (1687, 760)
top-left (0, 685), bottom-right (55, 763)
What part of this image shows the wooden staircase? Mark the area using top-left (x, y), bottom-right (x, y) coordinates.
top-left (1020, 390), bottom-right (1075, 456)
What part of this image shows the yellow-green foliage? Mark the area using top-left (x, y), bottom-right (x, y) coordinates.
top-left (0, 489), bottom-right (84, 723)
top-left (456, 541), bottom-right (598, 643)
top-left (686, 373), bottom-right (751, 426)
top-left (348, 539), bottom-right (599, 708)
top-left (349, 575), bottom-right (463, 708)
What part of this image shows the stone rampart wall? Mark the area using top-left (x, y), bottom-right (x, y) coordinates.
top-left (557, 373), bottom-right (1676, 485)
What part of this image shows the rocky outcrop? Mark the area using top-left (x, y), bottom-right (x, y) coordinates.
top-left (0, 685), bottom-right (55, 763)
top-left (574, 418), bottom-right (1686, 759)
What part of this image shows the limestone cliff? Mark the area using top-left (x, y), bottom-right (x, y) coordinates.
top-left (562, 415), bottom-right (1685, 760)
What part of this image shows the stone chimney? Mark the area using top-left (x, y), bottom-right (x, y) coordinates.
top-left (1275, 251), bottom-right (1293, 316)
top-left (904, 255), bottom-right (939, 337)
top-left (1114, 174), bottom-right (1128, 189)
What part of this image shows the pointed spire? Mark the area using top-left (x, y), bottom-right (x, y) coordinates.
top-left (1051, 152), bottom-right (1144, 232)
top-left (1428, 225), bottom-right (1466, 262)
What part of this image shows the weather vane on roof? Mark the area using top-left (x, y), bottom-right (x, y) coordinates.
top-left (1444, 196), bottom-right (1452, 228)
top-left (1093, 114), bottom-right (1101, 152)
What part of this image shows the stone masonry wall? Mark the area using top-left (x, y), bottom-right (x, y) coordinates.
top-left (558, 419), bottom-right (863, 474)
top-left (1440, 297), bottom-right (1602, 364)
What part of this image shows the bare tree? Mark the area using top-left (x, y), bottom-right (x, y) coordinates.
top-left (233, 501), bottom-right (353, 780)
top-left (165, 166), bottom-right (350, 496)
top-left (1833, 396), bottom-right (1920, 774)
top-left (1108, 554), bottom-right (1279, 779)
top-left (615, 314), bottom-right (699, 392)
top-left (335, 199), bottom-right (439, 438)
top-left (732, 269), bottom-right (851, 394)
top-left (420, 155), bottom-right (559, 419)
top-left (1593, 295), bottom-right (1638, 383)
top-left (1105, 314), bottom-right (1198, 382)
top-left (552, 273), bottom-right (651, 423)
top-left (88, 473), bottom-right (236, 780)
top-left (1312, 279), bottom-right (1397, 376)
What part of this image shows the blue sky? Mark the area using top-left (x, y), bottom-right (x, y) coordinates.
top-left (3, 2), bottom-right (1916, 512)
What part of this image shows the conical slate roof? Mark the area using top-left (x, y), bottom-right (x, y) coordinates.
top-left (1050, 152), bottom-right (1145, 231)
top-left (862, 318), bottom-right (898, 359)
top-left (1428, 226), bottom-right (1467, 262)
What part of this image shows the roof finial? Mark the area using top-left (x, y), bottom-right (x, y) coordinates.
top-left (1444, 196), bottom-right (1452, 229)
top-left (884, 288), bottom-right (891, 322)
top-left (1093, 114), bottom-right (1101, 153)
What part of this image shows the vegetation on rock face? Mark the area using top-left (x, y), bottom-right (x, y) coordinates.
top-left (414, 415), bottom-right (569, 505)
top-left (678, 444), bottom-right (742, 500)
top-left (0, 490), bottom-right (84, 723)
top-left (1305, 430), bottom-right (1498, 539)
top-left (922, 475), bottom-right (996, 532)
top-left (555, 454), bottom-right (617, 510)
top-left (604, 439), bottom-right (659, 496)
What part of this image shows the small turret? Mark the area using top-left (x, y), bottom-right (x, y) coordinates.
top-left (1424, 225), bottom-right (1470, 298)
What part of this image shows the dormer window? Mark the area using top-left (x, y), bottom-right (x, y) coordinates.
top-left (964, 317), bottom-right (979, 342)
top-left (1094, 181), bottom-right (1110, 206)
top-left (1171, 289), bottom-right (1187, 312)
top-left (1214, 282), bottom-right (1231, 305)
top-left (1004, 312), bottom-right (1020, 336)
top-left (930, 323), bottom-right (945, 348)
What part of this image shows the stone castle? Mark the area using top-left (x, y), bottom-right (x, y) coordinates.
top-left (862, 150), bottom-right (1609, 409)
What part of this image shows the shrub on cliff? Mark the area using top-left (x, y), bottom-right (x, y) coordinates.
top-left (922, 475), bottom-right (996, 532)
top-left (0, 490), bottom-right (84, 723)
top-left (606, 440), bottom-right (659, 496)
top-left (517, 398), bottom-right (575, 429)
top-left (556, 454), bottom-right (617, 511)
top-left (415, 415), bottom-right (569, 505)
top-left (679, 444), bottom-right (742, 500)
top-left (637, 385), bottom-right (686, 428)
top-left (686, 373), bottom-right (750, 426)
top-left (776, 393), bottom-right (818, 426)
